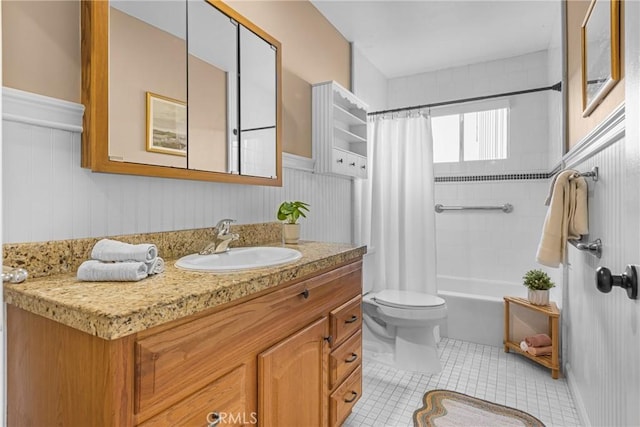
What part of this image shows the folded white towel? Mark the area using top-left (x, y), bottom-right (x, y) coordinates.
top-left (91, 239), bottom-right (158, 263)
top-left (77, 260), bottom-right (148, 282)
top-left (536, 170), bottom-right (589, 267)
top-left (145, 257), bottom-right (165, 275)
top-left (520, 341), bottom-right (529, 352)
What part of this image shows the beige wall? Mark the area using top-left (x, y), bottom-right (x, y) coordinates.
top-left (109, 7), bottom-right (187, 169)
top-left (228, 0), bottom-right (350, 157)
top-left (188, 55), bottom-right (228, 173)
top-left (566, 0), bottom-right (625, 149)
top-left (1, 0), bottom-right (350, 158)
top-left (2, 0), bottom-right (81, 103)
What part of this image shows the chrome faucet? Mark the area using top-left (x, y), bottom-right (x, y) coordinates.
top-left (200, 219), bottom-right (240, 255)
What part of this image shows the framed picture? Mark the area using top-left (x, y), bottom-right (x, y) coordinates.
top-left (146, 92), bottom-right (187, 156)
top-left (581, 0), bottom-right (620, 117)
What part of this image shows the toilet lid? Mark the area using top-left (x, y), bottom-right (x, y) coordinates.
top-left (373, 290), bottom-right (445, 309)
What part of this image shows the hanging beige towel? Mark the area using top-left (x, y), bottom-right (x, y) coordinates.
top-left (536, 170), bottom-right (588, 267)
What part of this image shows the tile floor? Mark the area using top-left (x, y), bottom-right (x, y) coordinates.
top-left (343, 338), bottom-right (581, 427)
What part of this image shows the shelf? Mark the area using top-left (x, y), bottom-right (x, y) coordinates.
top-left (504, 296), bottom-right (559, 317)
top-left (334, 127), bottom-right (366, 144)
top-left (333, 104), bottom-right (366, 126)
top-left (503, 296), bottom-right (560, 379)
top-left (504, 341), bottom-right (555, 369)
top-left (312, 81), bottom-right (368, 179)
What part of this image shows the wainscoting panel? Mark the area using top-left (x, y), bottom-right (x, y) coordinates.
top-left (2, 92), bottom-right (352, 245)
top-left (562, 109), bottom-right (640, 427)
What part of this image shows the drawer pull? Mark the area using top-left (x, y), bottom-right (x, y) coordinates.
top-left (349, 162), bottom-right (356, 167)
top-left (337, 158), bottom-right (344, 164)
top-left (345, 315), bottom-right (358, 324)
top-left (300, 289), bottom-right (310, 299)
top-left (344, 391), bottom-right (358, 403)
top-left (345, 353), bottom-right (358, 363)
top-left (207, 412), bottom-right (221, 427)
top-left (324, 335), bottom-right (333, 345)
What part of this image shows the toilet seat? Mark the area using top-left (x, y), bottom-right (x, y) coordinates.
top-left (373, 290), bottom-right (445, 309)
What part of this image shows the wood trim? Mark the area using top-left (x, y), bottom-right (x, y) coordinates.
top-left (81, 0), bottom-right (283, 187)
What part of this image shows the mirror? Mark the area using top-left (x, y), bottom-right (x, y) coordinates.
top-left (81, 0), bottom-right (282, 186)
top-left (581, 0), bottom-right (620, 117)
top-left (187, 0), bottom-right (237, 174)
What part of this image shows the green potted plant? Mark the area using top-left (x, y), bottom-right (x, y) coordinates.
top-left (277, 201), bottom-right (310, 244)
top-left (523, 269), bottom-right (555, 305)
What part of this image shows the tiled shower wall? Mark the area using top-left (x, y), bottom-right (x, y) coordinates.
top-left (387, 51), bottom-right (563, 286)
top-left (2, 91), bottom-right (352, 245)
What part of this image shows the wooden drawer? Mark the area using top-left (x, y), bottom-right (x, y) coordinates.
top-left (139, 365), bottom-right (249, 427)
top-left (329, 365), bottom-right (362, 427)
top-left (330, 330), bottom-right (362, 389)
top-left (330, 296), bottom-right (362, 347)
top-left (135, 261), bottom-right (362, 419)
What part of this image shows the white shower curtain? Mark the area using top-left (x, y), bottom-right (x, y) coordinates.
top-left (355, 114), bottom-right (437, 295)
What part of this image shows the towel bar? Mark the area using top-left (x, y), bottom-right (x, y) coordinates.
top-left (568, 238), bottom-right (602, 258)
top-left (434, 203), bottom-right (513, 213)
top-left (570, 166), bottom-right (599, 182)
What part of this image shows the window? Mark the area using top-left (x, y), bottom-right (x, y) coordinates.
top-left (432, 100), bottom-right (509, 163)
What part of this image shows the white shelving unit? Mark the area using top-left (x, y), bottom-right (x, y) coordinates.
top-left (312, 81), bottom-right (368, 179)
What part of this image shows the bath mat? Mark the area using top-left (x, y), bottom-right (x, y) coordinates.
top-left (413, 389), bottom-right (545, 427)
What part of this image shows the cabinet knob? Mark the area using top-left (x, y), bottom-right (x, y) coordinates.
top-left (337, 158), bottom-right (344, 164)
top-left (349, 162), bottom-right (356, 167)
top-left (323, 335), bottom-right (333, 345)
top-left (345, 353), bottom-right (358, 363)
top-left (345, 315), bottom-right (358, 324)
top-left (360, 165), bottom-right (366, 170)
top-left (596, 265), bottom-right (638, 299)
top-left (300, 289), bottom-right (310, 299)
top-left (344, 391), bottom-right (358, 403)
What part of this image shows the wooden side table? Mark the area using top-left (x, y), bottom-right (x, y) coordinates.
top-left (503, 296), bottom-right (560, 379)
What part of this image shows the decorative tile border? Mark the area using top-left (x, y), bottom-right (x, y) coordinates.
top-left (2, 222), bottom-right (283, 279)
top-left (435, 172), bottom-right (551, 183)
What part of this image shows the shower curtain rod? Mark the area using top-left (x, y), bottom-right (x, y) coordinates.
top-left (368, 82), bottom-right (562, 116)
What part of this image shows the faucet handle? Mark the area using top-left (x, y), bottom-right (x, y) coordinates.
top-left (215, 218), bottom-right (236, 235)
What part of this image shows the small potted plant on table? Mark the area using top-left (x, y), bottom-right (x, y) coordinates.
top-left (277, 201), bottom-right (310, 244)
top-left (523, 269), bottom-right (555, 305)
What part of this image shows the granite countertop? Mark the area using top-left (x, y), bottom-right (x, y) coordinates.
top-left (4, 241), bottom-right (366, 340)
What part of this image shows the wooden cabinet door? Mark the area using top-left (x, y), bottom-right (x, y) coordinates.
top-left (258, 317), bottom-right (329, 427)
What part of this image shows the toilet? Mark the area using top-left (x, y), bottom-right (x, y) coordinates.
top-left (362, 289), bottom-right (447, 374)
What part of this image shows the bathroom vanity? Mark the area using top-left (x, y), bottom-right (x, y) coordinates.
top-left (4, 241), bottom-right (365, 426)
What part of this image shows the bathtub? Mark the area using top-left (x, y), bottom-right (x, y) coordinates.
top-left (437, 275), bottom-right (527, 347)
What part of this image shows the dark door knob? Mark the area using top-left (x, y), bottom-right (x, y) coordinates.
top-left (596, 265), bottom-right (638, 300)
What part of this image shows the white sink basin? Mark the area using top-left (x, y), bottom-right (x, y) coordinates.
top-left (175, 247), bottom-right (302, 272)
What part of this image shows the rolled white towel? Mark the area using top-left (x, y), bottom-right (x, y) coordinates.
top-left (91, 239), bottom-right (158, 263)
top-left (145, 257), bottom-right (165, 275)
top-left (77, 260), bottom-right (148, 282)
top-left (520, 340), bottom-right (529, 352)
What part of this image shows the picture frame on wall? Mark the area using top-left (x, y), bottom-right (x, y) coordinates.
top-left (146, 92), bottom-right (187, 156)
top-left (581, 0), bottom-right (620, 117)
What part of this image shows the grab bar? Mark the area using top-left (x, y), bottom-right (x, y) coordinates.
top-left (434, 203), bottom-right (513, 213)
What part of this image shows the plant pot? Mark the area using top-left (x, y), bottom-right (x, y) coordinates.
top-left (283, 223), bottom-right (300, 244)
top-left (528, 289), bottom-right (550, 306)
